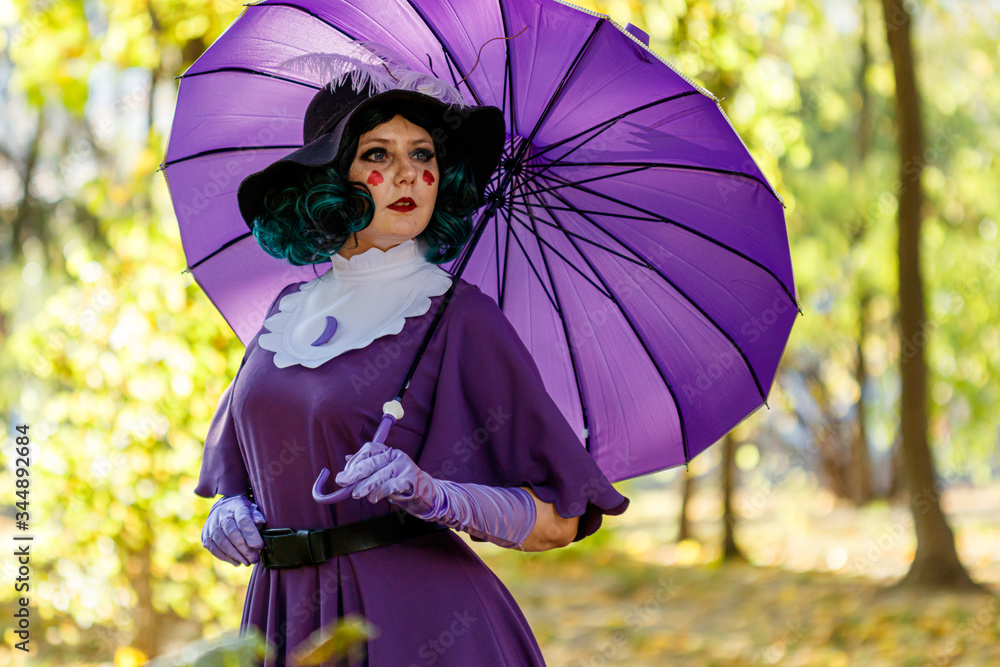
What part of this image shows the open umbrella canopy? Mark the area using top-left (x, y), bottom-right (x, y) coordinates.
top-left (162, 0), bottom-right (799, 483)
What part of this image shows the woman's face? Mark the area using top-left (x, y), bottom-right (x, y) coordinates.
top-left (340, 114), bottom-right (440, 258)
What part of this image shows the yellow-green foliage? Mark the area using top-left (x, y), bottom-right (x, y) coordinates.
top-left (0, 0), bottom-right (998, 663)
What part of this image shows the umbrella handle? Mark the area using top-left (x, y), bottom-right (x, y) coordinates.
top-left (312, 401), bottom-right (404, 504)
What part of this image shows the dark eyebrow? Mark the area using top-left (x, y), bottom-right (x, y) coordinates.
top-left (359, 136), bottom-right (434, 148)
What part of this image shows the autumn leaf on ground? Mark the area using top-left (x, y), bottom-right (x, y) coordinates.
top-left (290, 615), bottom-right (380, 666)
top-left (143, 629), bottom-right (270, 667)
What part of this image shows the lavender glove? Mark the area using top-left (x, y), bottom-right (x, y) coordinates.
top-left (335, 442), bottom-right (537, 550)
top-left (202, 494), bottom-right (266, 566)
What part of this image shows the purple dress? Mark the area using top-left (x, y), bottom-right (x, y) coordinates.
top-left (195, 277), bottom-right (630, 666)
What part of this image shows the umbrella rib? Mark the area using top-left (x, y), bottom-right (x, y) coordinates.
top-left (459, 198), bottom-right (510, 308)
top-left (162, 144), bottom-right (301, 168)
top-left (505, 206), bottom-right (614, 299)
top-left (495, 135), bottom-right (516, 197)
top-left (513, 202), bottom-right (677, 224)
top-left (499, 192), bottom-right (514, 310)
top-left (242, 2), bottom-right (360, 42)
top-left (494, 200), bottom-right (502, 305)
top-left (441, 50), bottom-right (461, 90)
top-left (177, 66), bottom-right (323, 88)
top-left (507, 201), bottom-right (646, 273)
top-left (523, 160), bottom-right (781, 205)
top-left (491, 139), bottom-right (517, 299)
top-left (188, 232), bottom-right (254, 271)
top-left (537, 183), bottom-right (768, 403)
top-left (500, 202), bottom-right (561, 314)
top-left (227, 2), bottom-right (475, 104)
top-left (190, 269), bottom-right (248, 347)
top-left (524, 186), bottom-right (690, 462)
top-left (498, 0), bottom-right (518, 137)
top-left (402, 0), bottom-right (485, 106)
top-left (528, 91), bottom-right (700, 162)
top-left (513, 177), bottom-right (593, 452)
top-left (506, 19), bottom-right (604, 170)
top-left (524, 170), bottom-right (802, 313)
top-left (511, 164), bottom-right (652, 197)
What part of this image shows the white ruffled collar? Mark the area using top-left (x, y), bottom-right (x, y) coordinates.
top-left (259, 238), bottom-right (453, 368)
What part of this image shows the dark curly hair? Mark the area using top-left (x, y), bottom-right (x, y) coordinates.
top-left (250, 101), bottom-right (480, 268)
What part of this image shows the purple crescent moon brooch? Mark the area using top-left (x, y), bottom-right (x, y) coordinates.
top-left (310, 316), bottom-right (338, 346)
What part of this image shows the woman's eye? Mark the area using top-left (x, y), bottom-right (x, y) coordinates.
top-left (361, 148), bottom-right (434, 162)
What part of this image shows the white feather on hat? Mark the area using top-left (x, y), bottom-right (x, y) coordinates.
top-left (277, 40), bottom-right (468, 106)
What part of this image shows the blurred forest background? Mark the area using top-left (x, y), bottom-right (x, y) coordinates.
top-left (0, 0), bottom-right (998, 665)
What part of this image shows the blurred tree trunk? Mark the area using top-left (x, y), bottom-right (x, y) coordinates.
top-left (721, 432), bottom-right (746, 561)
top-left (848, 0), bottom-right (875, 507)
top-left (885, 433), bottom-right (906, 501)
top-left (855, 0), bottom-right (874, 162)
top-left (851, 289), bottom-right (875, 506)
top-left (126, 516), bottom-right (160, 657)
top-left (803, 366), bottom-right (851, 499)
top-left (8, 109), bottom-right (44, 260)
top-left (879, 0), bottom-right (980, 591)
top-left (677, 467), bottom-right (695, 541)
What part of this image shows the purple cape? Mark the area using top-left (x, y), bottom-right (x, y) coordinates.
top-left (196, 277), bottom-right (629, 666)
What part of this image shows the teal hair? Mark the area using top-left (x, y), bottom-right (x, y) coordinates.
top-left (251, 102), bottom-right (480, 268)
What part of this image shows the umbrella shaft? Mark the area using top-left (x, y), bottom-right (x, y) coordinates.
top-left (391, 202), bottom-right (502, 405)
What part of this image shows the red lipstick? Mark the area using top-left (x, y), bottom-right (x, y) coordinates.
top-left (388, 197), bottom-right (416, 212)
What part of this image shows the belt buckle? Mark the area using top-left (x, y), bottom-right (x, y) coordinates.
top-left (260, 528), bottom-right (317, 569)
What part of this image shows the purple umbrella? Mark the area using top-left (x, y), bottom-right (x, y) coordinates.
top-left (162, 0), bottom-right (800, 486)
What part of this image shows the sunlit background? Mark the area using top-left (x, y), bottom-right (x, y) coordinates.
top-left (1, 0), bottom-right (998, 665)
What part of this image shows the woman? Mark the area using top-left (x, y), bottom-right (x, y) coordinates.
top-left (195, 47), bottom-right (629, 666)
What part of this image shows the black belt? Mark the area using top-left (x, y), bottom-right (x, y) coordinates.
top-left (259, 512), bottom-right (448, 569)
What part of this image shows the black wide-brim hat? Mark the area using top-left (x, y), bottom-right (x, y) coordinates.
top-left (237, 83), bottom-right (506, 231)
